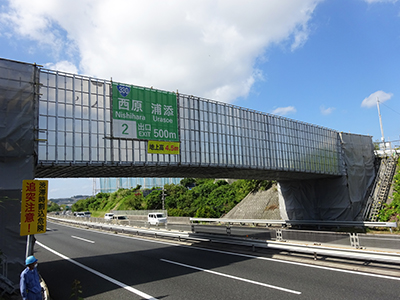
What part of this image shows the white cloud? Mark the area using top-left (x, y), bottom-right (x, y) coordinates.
top-left (320, 105), bottom-right (335, 115)
top-left (271, 106), bottom-right (297, 116)
top-left (1, 0), bottom-right (322, 103)
top-left (361, 90), bottom-right (393, 108)
top-left (44, 61), bottom-right (78, 74)
top-left (290, 16), bottom-right (315, 52)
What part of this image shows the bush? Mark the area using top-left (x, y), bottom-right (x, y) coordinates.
top-left (378, 158), bottom-right (400, 223)
top-left (48, 201), bottom-right (61, 212)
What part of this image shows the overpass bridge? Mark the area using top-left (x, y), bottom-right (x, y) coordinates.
top-left (1, 58), bottom-right (358, 182)
top-left (1, 58), bottom-right (376, 222)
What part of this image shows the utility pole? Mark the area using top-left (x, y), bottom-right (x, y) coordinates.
top-left (376, 97), bottom-right (386, 150)
top-left (92, 178), bottom-right (96, 196)
top-left (161, 187), bottom-right (165, 210)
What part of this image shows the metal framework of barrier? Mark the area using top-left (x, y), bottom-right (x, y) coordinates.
top-left (35, 68), bottom-right (343, 180)
top-left (189, 218), bottom-right (398, 229)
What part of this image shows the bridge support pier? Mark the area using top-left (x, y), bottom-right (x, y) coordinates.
top-left (278, 133), bottom-right (376, 221)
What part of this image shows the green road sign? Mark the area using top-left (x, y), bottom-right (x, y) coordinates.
top-left (112, 83), bottom-right (179, 142)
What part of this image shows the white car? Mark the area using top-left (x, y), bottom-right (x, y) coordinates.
top-left (148, 213), bottom-right (167, 225)
top-left (104, 213), bottom-right (114, 220)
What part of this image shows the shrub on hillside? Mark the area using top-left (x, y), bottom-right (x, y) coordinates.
top-left (378, 158), bottom-right (400, 223)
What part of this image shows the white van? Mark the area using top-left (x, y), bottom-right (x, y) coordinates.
top-left (104, 213), bottom-right (114, 220)
top-left (148, 213), bottom-right (167, 225)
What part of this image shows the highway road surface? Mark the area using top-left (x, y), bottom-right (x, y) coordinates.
top-left (33, 221), bottom-right (400, 299)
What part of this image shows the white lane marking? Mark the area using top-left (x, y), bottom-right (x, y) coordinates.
top-left (71, 235), bottom-right (95, 244)
top-left (161, 258), bottom-right (302, 295)
top-left (36, 241), bottom-right (158, 300)
top-left (47, 221), bottom-right (400, 281)
top-left (193, 247), bottom-right (400, 281)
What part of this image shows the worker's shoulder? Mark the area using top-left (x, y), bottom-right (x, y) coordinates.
top-left (20, 267), bottom-right (29, 276)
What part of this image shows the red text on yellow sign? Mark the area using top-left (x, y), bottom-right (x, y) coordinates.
top-left (20, 180), bottom-right (48, 236)
top-left (148, 141), bottom-right (180, 155)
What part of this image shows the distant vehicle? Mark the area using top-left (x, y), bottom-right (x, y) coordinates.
top-left (55, 212), bottom-right (59, 215)
top-left (104, 213), bottom-right (114, 220)
top-left (84, 211), bottom-right (91, 217)
top-left (112, 215), bottom-right (129, 224)
top-left (74, 212), bottom-right (85, 217)
top-left (148, 213), bottom-right (167, 225)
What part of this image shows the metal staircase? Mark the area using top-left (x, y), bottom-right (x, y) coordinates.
top-left (364, 155), bottom-right (398, 221)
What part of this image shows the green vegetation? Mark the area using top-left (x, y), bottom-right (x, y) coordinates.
top-left (378, 157), bottom-right (400, 228)
top-left (47, 201), bottom-right (61, 212)
top-left (71, 178), bottom-right (273, 218)
top-left (71, 279), bottom-right (84, 300)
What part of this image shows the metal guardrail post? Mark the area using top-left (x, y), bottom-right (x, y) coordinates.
top-left (350, 233), bottom-right (360, 249)
top-left (276, 229), bottom-right (283, 241)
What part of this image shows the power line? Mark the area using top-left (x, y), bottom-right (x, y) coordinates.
top-left (380, 102), bottom-right (400, 115)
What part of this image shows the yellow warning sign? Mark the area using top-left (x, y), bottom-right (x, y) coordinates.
top-left (20, 180), bottom-right (48, 236)
top-left (148, 141), bottom-right (180, 155)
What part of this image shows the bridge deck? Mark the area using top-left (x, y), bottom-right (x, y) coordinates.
top-left (35, 68), bottom-right (343, 179)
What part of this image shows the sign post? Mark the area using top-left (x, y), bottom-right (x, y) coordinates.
top-left (20, 180), bottom-right (48, 256)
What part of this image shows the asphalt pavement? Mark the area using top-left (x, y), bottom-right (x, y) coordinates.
top-left (33, 221), bottom-right (400, 300)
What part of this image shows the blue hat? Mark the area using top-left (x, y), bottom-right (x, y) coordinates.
top-left (25, 255), bottom-right (38, 266)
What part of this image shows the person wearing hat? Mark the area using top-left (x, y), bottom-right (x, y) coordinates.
top-left (20, 255), bottom-right (42, 300)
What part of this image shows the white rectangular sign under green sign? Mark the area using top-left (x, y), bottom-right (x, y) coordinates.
top-left (112, 83), bottom-right (179, 142)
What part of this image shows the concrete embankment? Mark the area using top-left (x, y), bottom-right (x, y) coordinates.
top-left (223, 184), bottom-right (281, 220)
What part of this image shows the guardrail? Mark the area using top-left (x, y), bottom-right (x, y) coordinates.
top-left (190, 218), bottom-right (398, 230)
top-left (49, 215), bottom-right (192, 232)
top-left (48, 216), bottom-right (400, 265)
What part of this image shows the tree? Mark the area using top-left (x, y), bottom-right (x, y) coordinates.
top-left (144, 190), bottom-right (163, 210)
top-left (48, 201), bottom-right (61, 212)
top-left (180, 178), bottom-right (195, 188)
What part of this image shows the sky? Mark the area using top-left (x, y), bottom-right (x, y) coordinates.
top-left (1, 0), bottom-right (400, 198)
